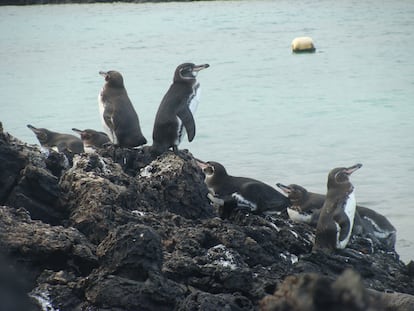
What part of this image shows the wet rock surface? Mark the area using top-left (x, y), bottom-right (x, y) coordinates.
top-left (0, 130), bottom-right (413, 310)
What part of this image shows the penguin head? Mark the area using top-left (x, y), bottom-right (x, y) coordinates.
top-left (72, 128), bottom-right (92, 141)
top-left (277, 183), bottom-right (307, 204)
top-left (174, 63), bottom-right (210, 82)
top-left (72, 128), bottom-right (110, 146)
top-left (99, 70), bottom-right (124, 88)
top-left (197, 160), bottom-right (228, 184)
top-left (328, 163), bottom-right (362, 187)
top-left (27, 124), bottom-right (50, 145)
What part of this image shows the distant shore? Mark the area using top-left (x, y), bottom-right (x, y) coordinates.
top-left (1, 0), bottom-right (202, 5)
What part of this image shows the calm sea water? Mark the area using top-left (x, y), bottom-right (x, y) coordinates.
top-left (1, 0), bottom-right (413, 262)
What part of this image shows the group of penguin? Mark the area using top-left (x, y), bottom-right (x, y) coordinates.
top-left (27, 62), bottom-right (208, 155)
top-left (26, 62), bottom-right (396, 254)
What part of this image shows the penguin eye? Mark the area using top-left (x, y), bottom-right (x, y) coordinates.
top-left (180, 67), bottom-right (193, 78)
top-left (335, 171), bottom-right (348, 183)
top-left (38, 133), bottom-right (47, 142)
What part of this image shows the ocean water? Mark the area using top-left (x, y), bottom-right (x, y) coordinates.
top-left (1, 0), bottom-right (413, 262)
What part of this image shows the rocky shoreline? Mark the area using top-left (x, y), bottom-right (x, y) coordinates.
top-left (0, 127), bottom-right (413, 310)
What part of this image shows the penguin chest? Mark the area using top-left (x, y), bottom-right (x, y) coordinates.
top-left (83, 145), bottom-right (96, 154)
top-left (335, 191), bottom-right (356, 249)
top-left (175, 84), bottom-right (200, 145)
top-left (98, 92), bottom-right (117, 144)
top-left (287, 207), bottom-right (313, 223)
top-left (204, 175), bottom-right (216, 195)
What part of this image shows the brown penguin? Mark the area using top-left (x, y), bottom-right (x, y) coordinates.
top-left (313, 164), bottom-right (362, 252)
top-left (72, 128), bottom-right (110, 152)
top-left (27, 124), bottom-right (84, 154)
top-left (98, 70), bottom-right (147, 148)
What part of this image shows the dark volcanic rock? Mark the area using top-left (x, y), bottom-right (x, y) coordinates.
top-left (0, 131), bottom-right (67, 224)
top-left (0, 133), bottom-right (27, 203)
top-left (260, 269), bottom-right (382, 311)
top-left (135, 150), bottom-right (214, 219)
top-left (0, 129), bottom-right (413, 311)
top-left (6, 164), bottom-right (63, 224)
top-left (84, 272), bottom-right (186, 311)
top-left (179, 291), bottom-right (253, 311)
top-left (0, 206), bottom-right (97, 277)
top-left (59, 149), bottom-right (213, 244)
top-left (96, 224), bottom-right (164, 280)
top-left (59, 153), bottom-right (133, 244)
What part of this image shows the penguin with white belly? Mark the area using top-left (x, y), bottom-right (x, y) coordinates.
top-left (98, 70), bottom-right (147, 148)
top-left (152, 63), bottom-right (209, 155)
top-left (198, 160), bottom-right (290, 217)
top-left (313, 163), bottom-right (362, 252)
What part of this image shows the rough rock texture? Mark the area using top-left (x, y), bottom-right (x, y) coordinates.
top-left (0, 129), bottom-right (413, 311)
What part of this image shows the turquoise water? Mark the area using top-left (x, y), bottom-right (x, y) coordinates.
top-left (1, 0), bottom-right (413, 262)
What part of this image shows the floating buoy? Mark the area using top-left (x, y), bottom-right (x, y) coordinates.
top-left (291, 37), bottom-right (316, 53)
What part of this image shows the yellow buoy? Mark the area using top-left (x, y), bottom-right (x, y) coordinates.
top-left (291, 37), bottom-right (316, 53)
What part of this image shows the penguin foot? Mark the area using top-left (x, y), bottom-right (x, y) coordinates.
top-left (207, 193), bottom-right (237, 219)
top-left (207, 193), bottom-right (224, 208)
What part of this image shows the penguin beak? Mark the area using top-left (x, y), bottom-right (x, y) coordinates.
top-left (99, 71), bottom-right (108, 78)
top-left (193, 64), bottom-right (210, 72)
top-left (196, 159), bottom-right (209, 170)
top-left (344, 163), bottom-right (362, 175)
top-left (72, 128), bottom-right (83, 134)
top-left (27, 124), bottom-right (39, 133)
top-left (276, 183), bottom-right (292, 194)
top-left (196, 160), bottom-right (215, 176)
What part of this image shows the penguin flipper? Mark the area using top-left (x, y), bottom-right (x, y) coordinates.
top-left (334, 212), bottom-right (351, 244)
top-left (103, 104), bottom-right (117, 143)
top-left (264, 198), bottom-right (291, 212)
top-left (177, 105), bottom-right (196, 142)
top-left (56, 142), bottom-right (68, 153)
top-left (103, 106), bottom-right (114, 130)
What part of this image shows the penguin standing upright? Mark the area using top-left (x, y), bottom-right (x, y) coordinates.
top-left (313, 163), bottom-right (362, 252)
top-left (98, 70), bottom-right (147, 148)
top-left (277, 182), bottom-right (397, 250)
top-left (152, 63), bottom-right (209, 155)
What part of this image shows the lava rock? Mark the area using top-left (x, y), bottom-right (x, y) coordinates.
top-left (0, 130), bottom-right (413, 311)
top-left (135, 150), bottom-right (214, 219)
top-left (179, 290), bottom-right (253, 311)
top-left (84, 271), bottom-right (186, 311)
top-left (6, 164), bottom-right (64, 224)
top-left (97, 224), bottom-right (164, 281)
top-left (260, 269), bottom-right (381, 311)
top-left (0, 206), bottom-right (97, 280)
